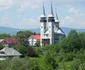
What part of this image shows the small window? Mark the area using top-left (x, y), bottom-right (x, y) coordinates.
top-left (0, 52), bottom-right (5, 54)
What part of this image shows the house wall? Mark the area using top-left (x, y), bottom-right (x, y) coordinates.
top-left (3, 44), bottom-right (16, 47)
top-left (0, 56), bottom-right (20, 60)
top-left (28, 38), bottom-right (37, 46)
top-left (0, 56), bottom-right (13, 60)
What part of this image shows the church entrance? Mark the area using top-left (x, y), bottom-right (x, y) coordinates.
top-left (42, 39), bottom-right (50, 45)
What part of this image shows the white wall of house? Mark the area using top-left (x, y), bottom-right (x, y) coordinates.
top-left (28, 38), bottom-right (37, 46)
top-left (0, 56), bottom-right (10, 60)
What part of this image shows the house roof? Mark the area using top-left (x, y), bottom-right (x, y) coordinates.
top-left (32, 35), bottom-right (40, 40)
top-left (0, 47), bottom-right (22, 56)
top-left (0, 38), bottom-right (17, 44)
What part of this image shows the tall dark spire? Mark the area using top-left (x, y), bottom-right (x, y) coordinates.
top-left (56, 11), bottom-right (59, 20)
top-left (51, 1), bottom-right (54, 15)
top-left (43, 2), bottom-right (46, 16)
top-left (55, 10), bottom-right (59, 22)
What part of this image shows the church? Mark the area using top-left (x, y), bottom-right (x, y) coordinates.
top-left (40, 2), bottom-right (65, 46)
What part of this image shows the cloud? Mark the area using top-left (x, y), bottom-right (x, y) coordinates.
top-left (0, 0), bottom-right (85, 29)
top-left (14, 17), bottom-right (40, 29)
top-left (0, 0), bottom-right (84, 11)
top-left (0, 15), bottom-right (39, 29)
top-left (0, 0), bottom-right (13, 11)
top-left (0, 15), bottom-right (11, 27)
top-left (53, 0), bottom-right (85, 6)
top-left (68, 7), bottom-right (80, 14)
top-left (60, 7), bottom-right (85, 29)
top-left (15, 0), bottom-right (47, 12)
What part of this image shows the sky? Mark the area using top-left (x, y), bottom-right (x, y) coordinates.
top-left (0, 0), bottom-right (85, 29)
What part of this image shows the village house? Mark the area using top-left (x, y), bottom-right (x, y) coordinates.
top-left (0, 38), bottom-right (17, 47)
top-left (0, 46), bottom-right (22, 60)
top-left (0, 38), bottom-right (22, 60)
top-left (28, 35), bottom-right (40, 46)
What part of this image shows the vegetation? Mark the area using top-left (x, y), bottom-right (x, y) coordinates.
top-left (0, 30), bottom-right (85, 70)
top-left (0, 45), bottom-right (4, 50)
top-left (15, 30), bottom-right (33, 45)
top-left (0, 34), bottom-right (11, 39)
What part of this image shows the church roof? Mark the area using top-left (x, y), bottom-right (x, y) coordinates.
top-left (45, 27), bottom-right (65, 35)
top-left (44, 30), bottom-right (49, 34)
top-left (54, 28), bottom-right (65, 35)
top-left (0, 47), bottom-right (22, 56)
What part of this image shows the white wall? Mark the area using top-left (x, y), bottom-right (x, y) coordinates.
top-left (28, 38), bottom-right (37, 46)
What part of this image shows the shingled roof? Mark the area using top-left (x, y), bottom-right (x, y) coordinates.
top-left (0, 38), bottom-right (17, 44)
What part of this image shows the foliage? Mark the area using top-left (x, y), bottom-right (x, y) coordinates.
top-left (35, 40), bottom-right (40, 47)
top-left (59, 30), bottom-right (81, 52)
top-left (16, 30), bottom-right (33, 44)
top-left (30, 59), bottom-right (40, 70)
top-left (44, 51), bottom-right (58, 70)
top-left (79, 32), bottom-right (85, 49)
top-left (1, 30), bottom-right (85, 70)
top-left (0, 34), bottom-right (11, 39)
top-left (70, 58), bottom-right (81, 70)
top-left (0, 45), bottom-right (4, 50)
top-left (13, 44), bottom-right (27, 56)
top-left (27, 47), bottom-right (38, 57)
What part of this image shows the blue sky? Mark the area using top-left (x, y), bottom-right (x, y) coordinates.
top-left (0, 0), bottom-right (85, 29)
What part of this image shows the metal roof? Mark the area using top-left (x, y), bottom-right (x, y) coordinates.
top-left (0, 47), bottom-right (22, 56)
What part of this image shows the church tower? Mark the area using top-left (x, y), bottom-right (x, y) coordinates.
top-left (40, 2), bottom-right (47, 46)
top-left (48, 2), bottom-right (55, 45)
top-left (40, 2), bottom-right (65, 46)
top-left (54, 11), bottom-right (60, 30)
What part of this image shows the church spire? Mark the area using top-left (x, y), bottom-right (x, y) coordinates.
top-left (56, 11), bottom-right (59, 20)
top-left (55, 10), bottom-right (60, 22)
top-left (43, 2), bottom-right (46, 16)
top-left (48, 1), bottom-right (54, 17)
top-left (40, 2), bottom-right (46, 18)
top-left (51, 1), bottom-right (54, 15)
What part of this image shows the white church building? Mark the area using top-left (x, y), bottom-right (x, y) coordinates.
top-left (40, 3), bottom-right (65, 46)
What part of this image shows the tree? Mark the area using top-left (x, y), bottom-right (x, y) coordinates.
top-left (0, 34), bottom-right (11, 39)
top-left (60, 30), bottom-right (81, 52)
top-left (35, 40), bottom-right (40, 47)
top-left (16, 30), bottom-right (33, 44)
top-left (0, 45), bottom-right (4, 50)
top-left (27, 47), bottom-right (38, 57)
top-left (70, 58), bottom-right (81, 70)
top-left (13, 44), bottom-right (27, 56)
top-left (30, 59), bottom-right (40, 70)
top-left (10, 57), bottom-right (30, 70)
top-left (44, 51), bottom-right (58, 70)
top-left (79, 32), bottom-right (85, 49)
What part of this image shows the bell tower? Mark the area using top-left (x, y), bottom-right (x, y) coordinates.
top-left (54, 11), bottom-right (60, 30)
top-left (48, 2), bottom-right (55, 45)
top-left (40, 2), bottom-right (47, 46)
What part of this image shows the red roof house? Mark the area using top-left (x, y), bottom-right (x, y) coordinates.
top-left (28, 35), bottom-right (40, 46)
top-left (0, 38), bottom-right (17, 47)
top-left (32, 35), bottom-right (40, 40)
top-left (0, 38), bottom-right (17, 44)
